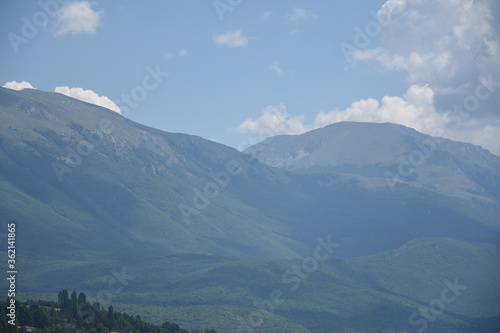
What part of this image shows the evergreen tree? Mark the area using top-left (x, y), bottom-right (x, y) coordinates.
top-left (58, 289), bottom-right (69, 315)
top-left (70, 291), bottom-right (78, 317)
top-left (13, 290), bottom-right (218, 333)
top-left (33, 306), bottom-right (50, 328)
top-left (18, 303), bottom-right (34, 326)
top-left (78, 292), bottom-right (87, 308)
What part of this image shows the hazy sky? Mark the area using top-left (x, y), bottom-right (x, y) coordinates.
top-left (1, 0), bottom-right (499, 154)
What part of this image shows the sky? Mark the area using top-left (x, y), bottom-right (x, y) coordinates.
top-left (1, 0), bottom-right (499, 154)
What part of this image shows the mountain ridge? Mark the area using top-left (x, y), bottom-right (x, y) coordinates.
top-left (1, 87), bottom-right (500, 332)
top-left (2, 86), bottom-right (499, 259)
top-left (245, 121), bottom-right (500, 201)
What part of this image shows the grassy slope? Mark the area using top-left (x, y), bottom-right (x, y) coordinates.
top-left (339, 237), bottom-right (500, 317)
top-left (0, 87), bottom-right (307, 258)
top-left (12, 238), bottom-right (500, 333)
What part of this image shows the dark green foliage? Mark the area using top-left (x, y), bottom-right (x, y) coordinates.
top-left (0, 291), bottom-right (216, 333)
top-left (13, 238), bottom-right (500, 333)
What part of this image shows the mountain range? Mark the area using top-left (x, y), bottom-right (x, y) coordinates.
top-left (1, 86), bottom-right (499, 332)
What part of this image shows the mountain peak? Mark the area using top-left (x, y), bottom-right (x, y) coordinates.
top-left (245, 121), bottom-right (500, 200)
top-left (245, 121), bottom-right (428, 167)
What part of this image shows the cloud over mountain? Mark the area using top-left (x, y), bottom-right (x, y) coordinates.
top-left (236, 103), bottom-right (306, 137)
top-left (3, 81), bottom-right (35, 91)
top-left (55, 86), bottom-right (120, 114)
top-left (235, 83), bottom-right (500, 155)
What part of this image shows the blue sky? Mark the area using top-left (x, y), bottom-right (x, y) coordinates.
top-left (1, 0), bottom-right (499, 154)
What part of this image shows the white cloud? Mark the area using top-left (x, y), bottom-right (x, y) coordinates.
top-left (55, 86), bottom-right (121, 114)
top-left (378, 0), bottom-right (407, 17)
top-left (236, 104), bottom-right (307, 136)
top-left (343, 0), bottom-right (500, 153)
top-left (235, 85), bottom-right (500, 154)
top-left (55, 1), bottom-right (103, 36)
top-left (313, 85), bottom-right (445, 134)
top-left (236, 86), bottom-right (442, 137)
top-left (3, 81), bottom-right (35, 91)
top-left (353, 49), bottom-right (452, 83)
top-left (444, 119), bottom-right (500, 155)
top-left (354, 0), bottom-right (499, 93)
top-left (270, 61), bottom-right (284, 75)
top-left (469, 124), bottom-right (500, 155)
top-left (262, 11), bottom-right (272, 19)
top-left (164, 49), bottom-right (187, 59)
top-left (213, 30), bottom-right (249, 48)
top-left (287, 8), bottom-right (319, 22)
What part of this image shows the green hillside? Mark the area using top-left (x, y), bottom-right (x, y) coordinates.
top-left (10, 237), bottom-right (500, 333)
top-left (1, 87), bottom-right (499, 332)
top-left (1, 290), bottom-right (218, 333)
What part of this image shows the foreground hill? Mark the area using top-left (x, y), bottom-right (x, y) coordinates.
top-left (18, 238), bottom-right (500, 333)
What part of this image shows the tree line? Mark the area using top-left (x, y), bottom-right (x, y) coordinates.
top-left (1, 289), bottom-right (217, 333)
